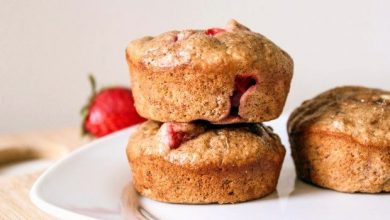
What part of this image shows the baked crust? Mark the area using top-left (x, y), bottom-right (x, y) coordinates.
top-left (127, 120), bottom-right (286, 203)
top-left (288, 86), bottom-right (390, 193)
top-left (126, 19), bottom-right (293, 123)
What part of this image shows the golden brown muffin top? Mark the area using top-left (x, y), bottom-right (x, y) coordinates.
top-left (288, 86), bottom-right (390, 148)
top-left (127, 120), bottom-right (284, 168)
top-left (126, 19), bottom-right (292, 72)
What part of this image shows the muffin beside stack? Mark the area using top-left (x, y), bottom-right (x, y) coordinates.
top-left (288, 86), bottom-right (390, 193)
top-left (125, 19), bottom-right (293, 204)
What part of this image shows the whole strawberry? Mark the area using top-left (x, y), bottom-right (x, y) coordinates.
top-left (81, 75), bottom-right (145, 137)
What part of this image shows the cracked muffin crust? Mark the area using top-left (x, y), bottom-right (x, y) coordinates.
top-left (288, 86), bottom-right (390, 193)
top-left (126, 120), bottom-right (285, 203)
top-left (126, 19), bottom-right (293, 123)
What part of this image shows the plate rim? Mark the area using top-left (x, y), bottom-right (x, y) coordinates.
top-left (30, 126), bottom-right (135, 220)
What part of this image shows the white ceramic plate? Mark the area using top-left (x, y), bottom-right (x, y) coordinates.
top-left (30, 116), bottom-right (390, 220)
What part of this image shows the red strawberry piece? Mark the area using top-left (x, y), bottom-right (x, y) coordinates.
top-left (205, 28), bottom-right (226, 36)
top-left (81, 75), bottom-right (146, 137)
top-left (166, 123), bottom-right (186, 149)
top-left (230, 74), bottom-right (257, 114)
top-left (160, 122), bottom-right (205, 149)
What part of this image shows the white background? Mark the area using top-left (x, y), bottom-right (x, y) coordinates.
top-left (0, 0), bottom-right (389, 133)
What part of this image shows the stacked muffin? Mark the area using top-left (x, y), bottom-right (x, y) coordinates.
top-left (125, 20), bottom-right (293, 204)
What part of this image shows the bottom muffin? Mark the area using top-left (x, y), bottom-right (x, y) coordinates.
top-left (126, 120), bottom-right (285, 204)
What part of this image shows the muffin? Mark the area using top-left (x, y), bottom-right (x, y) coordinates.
top-left (127, 120), bottom-right (286, 204)
top-left (126, 19), bottom-right (293, 124)
top-left (288, 86), bottom-right (390, 193)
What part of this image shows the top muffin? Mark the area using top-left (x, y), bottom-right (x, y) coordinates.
top-left (126, 19), bottom-right (293, 123)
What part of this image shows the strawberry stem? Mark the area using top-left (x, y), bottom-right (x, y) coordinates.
top-left (81, 74), bottom-right (98, 137)
top-left (88, 74), bottom-right (97, 96)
